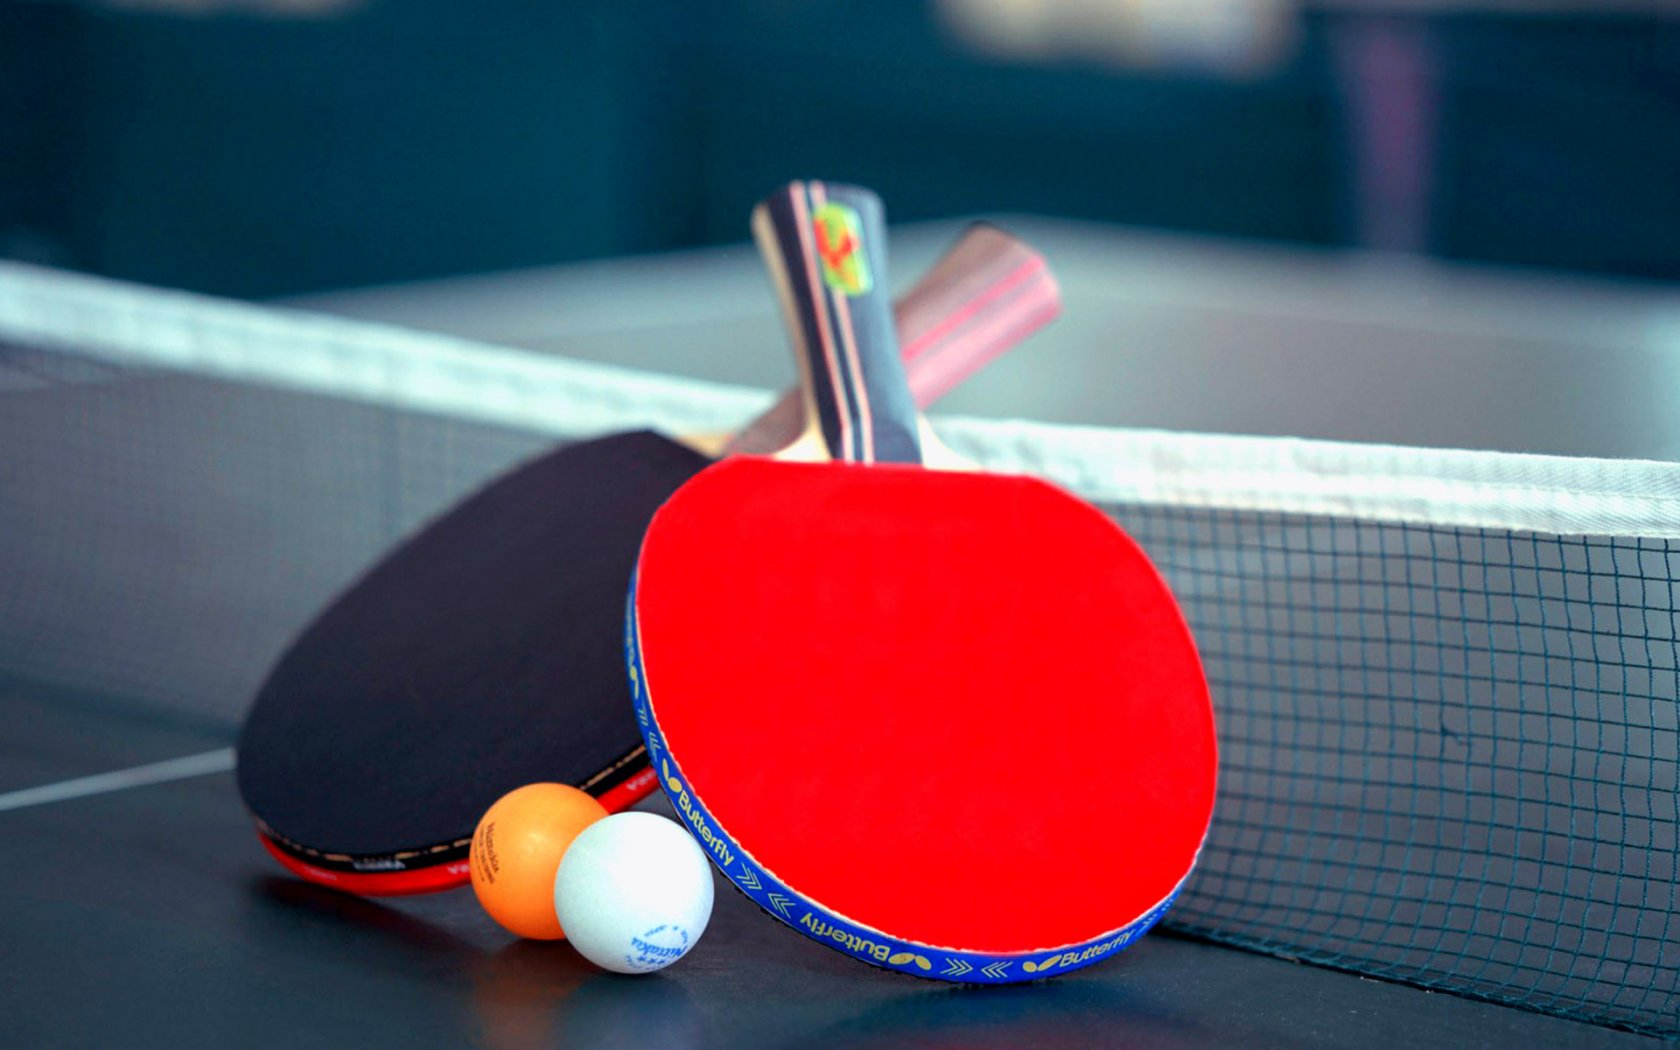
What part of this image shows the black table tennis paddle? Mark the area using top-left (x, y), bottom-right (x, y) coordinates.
top-left (237, 223), bottom-right (1063, 894)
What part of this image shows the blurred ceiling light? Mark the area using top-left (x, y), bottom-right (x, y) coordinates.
top-left (936, 0), bottom-right (1300, 77)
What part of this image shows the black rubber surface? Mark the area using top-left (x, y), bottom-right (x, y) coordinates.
top-left (236, 430), bottom-right (710, 858)
top-left (0, 673), bottom-right (1658, 1048)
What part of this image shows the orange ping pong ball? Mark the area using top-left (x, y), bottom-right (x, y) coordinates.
top-left (470, 783), bottom-right (608, 940)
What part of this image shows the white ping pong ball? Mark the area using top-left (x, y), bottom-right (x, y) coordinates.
top-left (553, 812), bottom-right (715, 974)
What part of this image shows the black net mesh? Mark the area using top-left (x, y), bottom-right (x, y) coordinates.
top-left (1117, 503), bottom-right (1678, 1035)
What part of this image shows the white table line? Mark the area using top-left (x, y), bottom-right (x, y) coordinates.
top-left (0, 748), bottom-right (236, 813)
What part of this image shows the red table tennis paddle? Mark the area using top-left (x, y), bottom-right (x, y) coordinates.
top-left (628, 181), bottom-right (1216, 982)
top-left (236, 221), bottom-right (1062, 895)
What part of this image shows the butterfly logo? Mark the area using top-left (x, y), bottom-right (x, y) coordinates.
top-left (813, 203), bottom-right (872, 296)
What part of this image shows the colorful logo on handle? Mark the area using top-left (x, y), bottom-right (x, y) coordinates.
top-left (813, 203), bottom-right (872, 296)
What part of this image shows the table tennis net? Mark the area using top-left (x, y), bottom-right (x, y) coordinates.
top-left (1, 262), bottom-right (1675, 1036)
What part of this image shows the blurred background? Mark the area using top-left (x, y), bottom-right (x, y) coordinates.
top-left (3, 0), bottom-right (1677, 299)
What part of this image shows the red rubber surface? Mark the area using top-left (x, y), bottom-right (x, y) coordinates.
top-left (634, 458), bottom-right (1216, 953)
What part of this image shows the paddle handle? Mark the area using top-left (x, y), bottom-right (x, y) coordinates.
top-left (725, 222), bottom-right (1060, 457)
top-left (750, 181), bottom-right (922, 466)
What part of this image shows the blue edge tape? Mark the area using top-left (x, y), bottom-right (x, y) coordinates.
top-left (625, 578), bottom-right (1182, 983)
